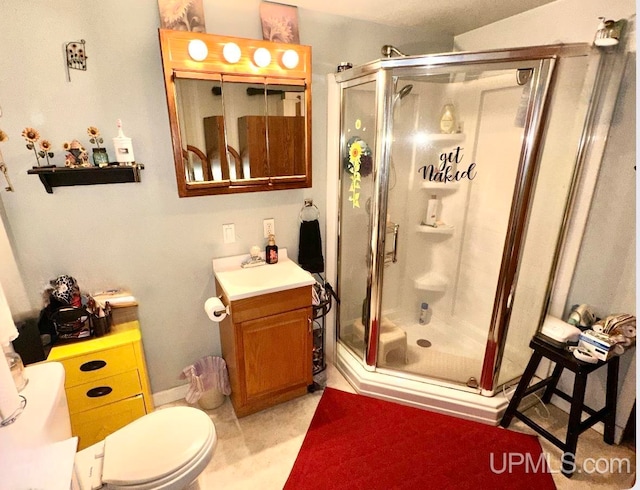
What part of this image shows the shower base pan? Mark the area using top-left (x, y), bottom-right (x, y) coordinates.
top-left (335, 343), bottom-right (514, 426)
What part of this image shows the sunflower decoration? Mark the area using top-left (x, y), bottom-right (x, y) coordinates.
top-left (344, 136), bottom-right (372, 208)
top-left (22, 126), bottom-right (55, 167)
top-left (87, 126), bottom-right (103, 149)
top-left (38, 139), bottom-right (55, 166)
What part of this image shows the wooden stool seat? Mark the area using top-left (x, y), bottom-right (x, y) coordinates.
top-left (500, 333), bottom-right (620, 477)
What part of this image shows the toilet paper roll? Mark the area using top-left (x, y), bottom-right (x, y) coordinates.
top-left (204, 297), bottom-right (228, 322)
top-left (0, 353), bottom-right (22, 423)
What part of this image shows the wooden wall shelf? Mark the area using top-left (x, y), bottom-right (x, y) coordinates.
top-left (27, 164), bottom-right (144, 193)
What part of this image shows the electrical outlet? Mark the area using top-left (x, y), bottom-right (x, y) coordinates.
top-left (263, 218), bottom-right (275, 238)
top-left (223, 223), bottom-right (235, 244)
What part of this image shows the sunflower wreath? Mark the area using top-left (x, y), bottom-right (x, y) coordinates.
top-left (344, 136), bottom-right (372, 208)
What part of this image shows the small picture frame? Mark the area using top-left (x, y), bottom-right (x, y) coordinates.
top-left (260, 1), bottom-right (300, 44)
top-left (158, 0), bottom-right (206, 32)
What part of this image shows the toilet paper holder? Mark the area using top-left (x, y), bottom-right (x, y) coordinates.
top-left (204, 296), bottom-right (230, 322)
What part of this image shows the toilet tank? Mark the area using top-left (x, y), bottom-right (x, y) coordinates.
top-left (0, 362), bottom-right (71, 448)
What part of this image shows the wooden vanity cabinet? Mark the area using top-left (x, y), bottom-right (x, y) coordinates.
top-left (217, 282), bottom-right (313, 417)
top-left (46, 320), bottom-right (154, 450)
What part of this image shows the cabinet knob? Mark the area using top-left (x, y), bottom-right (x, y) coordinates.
top-left (80, 360), bottom-right (107, 372)
top-left (86, 386), bottom-right (113, 398)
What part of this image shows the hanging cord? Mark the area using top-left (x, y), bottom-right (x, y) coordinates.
top-left (502, 379), bottom-right (550, 420)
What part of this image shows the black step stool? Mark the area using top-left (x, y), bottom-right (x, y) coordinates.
top-left (500, 333), bottom-right (619, 477)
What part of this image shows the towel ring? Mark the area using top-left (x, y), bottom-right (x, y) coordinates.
top-left (300, 198), bottom-right (320, 222)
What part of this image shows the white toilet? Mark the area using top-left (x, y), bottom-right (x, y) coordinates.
top-left (74, 406), bottom-right (217, 490)
top-left (0, 361), bottom-right (216, 490)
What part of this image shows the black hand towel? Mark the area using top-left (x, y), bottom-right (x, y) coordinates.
top-left (298, 219), bottom-right (324, 273)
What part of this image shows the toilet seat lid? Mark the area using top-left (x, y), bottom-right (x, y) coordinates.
top-left (102, 406), bottom-right (214, 486)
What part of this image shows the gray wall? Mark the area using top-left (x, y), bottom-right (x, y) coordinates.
top-left (0, 0), bottom-right (451, 393)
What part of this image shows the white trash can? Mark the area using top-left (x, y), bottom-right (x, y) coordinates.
top-left (180, 355), bottom-right (231, 410)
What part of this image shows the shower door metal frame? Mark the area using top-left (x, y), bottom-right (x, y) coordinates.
top-left (335, 43), bottom-right (592, 393)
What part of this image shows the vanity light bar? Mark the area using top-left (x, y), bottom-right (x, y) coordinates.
top-left (160, 29), bottom-right (311, 79)
top-left (178, 35), bottom-right (306, 71)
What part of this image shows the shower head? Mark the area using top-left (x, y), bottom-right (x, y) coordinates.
top-left (393, 84), bottom-right (413, 106)
top-left (381, 45), bottom-right (407, 58)
top-left (396, 84), bottom-right (413, 100)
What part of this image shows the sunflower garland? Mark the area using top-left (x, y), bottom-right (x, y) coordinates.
top-left (344, 136), bottom-right (372, 208)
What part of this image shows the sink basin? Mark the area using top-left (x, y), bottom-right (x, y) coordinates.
top-left (213, 248), bottom-right (315, 301)
top-left (0, 362), bottom-right (71, 448)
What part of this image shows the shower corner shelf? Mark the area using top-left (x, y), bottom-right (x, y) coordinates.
top-left (427, 132), bottom-right (465, 144)
top-left (420, 181), bottom-right (460, 192)
top-left (416, 224), bottom-right (454, 235)
top-left (414, 272), bottom-right (448, 292)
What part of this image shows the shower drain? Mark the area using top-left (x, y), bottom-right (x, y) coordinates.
top-left (416, 339), bottom-right (432, 348)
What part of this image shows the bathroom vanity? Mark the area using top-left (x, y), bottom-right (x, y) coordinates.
top-left (45, 319), bottom-right (154, 450)
top-left (213, 250), bottom-right (315, 417)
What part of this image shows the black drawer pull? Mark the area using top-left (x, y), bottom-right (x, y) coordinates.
top-left (80, 360), bottom-right (107, 372)
top-left (87, 386), bottom-right (113, 398)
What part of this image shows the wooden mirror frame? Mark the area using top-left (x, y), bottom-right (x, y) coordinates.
top-left (159, 29), bottom-right (312, 197)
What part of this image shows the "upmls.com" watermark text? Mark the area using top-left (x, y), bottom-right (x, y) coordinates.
top-left (490, 452), bottom-right (633, 475)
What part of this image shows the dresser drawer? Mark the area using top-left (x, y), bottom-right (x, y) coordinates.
top-left (71, 395), bottom-right (146, 450)
top-left (67, 370), bottom-right (142, 414)
top-left (60, 344), bottom-right (137, 387)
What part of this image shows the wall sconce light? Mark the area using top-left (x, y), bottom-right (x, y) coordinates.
top-left (253, 47), bottom-right (272, 68)
top-left (223, 42), bottom-right (241, 63)
top-left (594, 17), bottom-right (624, 47)
top-left (281, 49), bottom-right (300, 69)
top-left (188, 39), bottom-right (208, 61)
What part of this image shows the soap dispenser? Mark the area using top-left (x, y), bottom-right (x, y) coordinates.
top-left (439, 102), bottom-right (457, 134)
top-left (266, 234), bottom-right (278, 264)
top-left (112, 119), bottom-right (135, 165)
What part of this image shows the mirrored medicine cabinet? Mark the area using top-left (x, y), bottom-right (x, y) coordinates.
top-left (159, 29), bottom-right (312, 197)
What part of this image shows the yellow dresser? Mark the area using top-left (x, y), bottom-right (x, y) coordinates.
top-left (46, 320), bottom-right (154, 450)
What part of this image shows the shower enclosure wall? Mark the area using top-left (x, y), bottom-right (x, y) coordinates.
top-left (327, 44), bottom-right (604, 424)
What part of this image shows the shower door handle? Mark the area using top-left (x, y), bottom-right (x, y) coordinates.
top-left (385, 223), bottom-right (399, 264)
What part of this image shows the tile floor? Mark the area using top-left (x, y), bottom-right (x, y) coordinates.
top-left (164, 364), bottom-right (635, 489)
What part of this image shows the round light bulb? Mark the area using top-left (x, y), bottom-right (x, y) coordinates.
top-left (223, 42), bottom-right (241, 64)
top-left (281, 49), bottom-right (299, 69)
top-left (187, 39), bottom-right (208, 62)
top-left (253, 47), bottom-right (271, 68)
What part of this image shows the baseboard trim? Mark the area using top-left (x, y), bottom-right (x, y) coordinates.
top-left (153, 383), bottom-right (189, 407)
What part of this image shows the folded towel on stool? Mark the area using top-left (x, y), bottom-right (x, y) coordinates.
top-left (298, 219), bottom-right (324, 273)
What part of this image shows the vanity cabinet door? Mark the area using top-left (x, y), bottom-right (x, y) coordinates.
top-left (241, 307), bottom-right (312, 402)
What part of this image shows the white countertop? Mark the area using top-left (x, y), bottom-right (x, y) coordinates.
top-left (213, 248), bottom-right (315, 301)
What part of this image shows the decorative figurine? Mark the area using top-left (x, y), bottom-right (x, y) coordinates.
top-left (63, 139), bottom-right (90, 167)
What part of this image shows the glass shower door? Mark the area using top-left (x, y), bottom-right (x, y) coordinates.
top-left (378, 64), bottom-right (548, 387)
top-left (336, 51), bottom-right (558, 390)
top-left (337, 77), bottom-right (378, 362)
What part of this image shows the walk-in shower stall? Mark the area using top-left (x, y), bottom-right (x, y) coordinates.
top-left (328, 43), bottom-right (609, 424)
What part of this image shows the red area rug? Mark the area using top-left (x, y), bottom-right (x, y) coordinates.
top-left (285, 388), bottom-right (555, 489)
